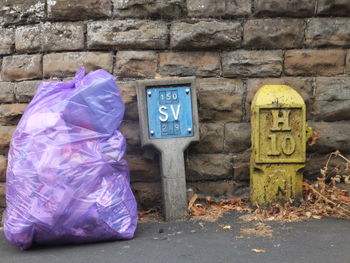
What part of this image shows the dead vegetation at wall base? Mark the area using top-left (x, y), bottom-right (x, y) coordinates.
top-left (186, 151), bottom-right (350, 223)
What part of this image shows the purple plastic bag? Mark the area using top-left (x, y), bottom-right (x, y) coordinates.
top-left (4, 68), bottom-right (138, 249)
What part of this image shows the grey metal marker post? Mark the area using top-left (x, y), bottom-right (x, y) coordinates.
top-left (136, 77), bottom-right (199, 221)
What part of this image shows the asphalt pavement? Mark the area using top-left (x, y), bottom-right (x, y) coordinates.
top-left (0, 212), bottom-right (349, 263)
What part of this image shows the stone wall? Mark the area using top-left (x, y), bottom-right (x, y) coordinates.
top-left (0, 0), bottom-right (350, 210)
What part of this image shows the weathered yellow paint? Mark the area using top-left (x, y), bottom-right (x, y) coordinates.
top-left (250, 85), bottom-right (312, 207)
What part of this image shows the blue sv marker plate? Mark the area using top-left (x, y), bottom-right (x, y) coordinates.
top-left (146, 86), bottom-right (194, 139)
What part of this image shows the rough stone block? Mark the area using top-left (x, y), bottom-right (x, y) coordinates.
top-left (43, 52), bottom-right (113, 78)
top-left (304, 154), bottom-right (326, 180)
top-left (0, 82), bottom-right (15, 103)
top-left (0, 183), bottom-right (5, 207)
top-left (119, 82), bottom-right (138, 121)
top-left (313, 100), bottom-right (350, 121)
top-left (2, 55), bottom-right (42, 82)
top-left (224, 123), bottom-right (251, 153)
top-left (0, 0), bottom-right (45, 26)
top-left (313, 77), bottom-right (350, 121)
top-left (16, 22), bottom-right (85, 53)
top-left (87, 20), bottom-right (168, 50)
top-left (232, 149), bottom-right (250, 182)
top-left (315, 78), bottom-right (350, 101)
top-left (48, 0), bottom-right (111, 20)
top-left (253, 0), bottom-right (316, 17)
top-left (285, 49), bottom-right (345, 76)
top-left (309, 121), bottom-right (350, 154)
top-left (187, 180), bottom-right (241, 200)
top-left (316, 0), bottom-right (350, 16)
top-left (305, 18), bottom-right (350, 47)
top-left (197, 78), bottom-right (244, 122)
top-left (113, 0), bottom-right (186, 18)
top-left (0, 155), bottom-right (7, 182)
top-left (188, 0), bottom-right (226, 17)
top-left (220, 0), bottom-right (252, 16)
top-left (190, 123), bottom-right (224, 153)
top-left (119, 121), bottom-right (141, 153)
top-left (305, 154), bottom-right (347, 180)
top-left (244, 19), bottom-right (304, 49)
top-left (115, 51), bottom-right (157, 79)
top-left (159, 52), bottom-right (220, 77)
top-left (15, 81), bottom-right (41, 103)
top-left (186, 154), bottom-right (234, 181)
top-left (225, 0), bottom-right (252, 16)
top-left (345, 51), bottom-right (350, 74)
top-left (246, 77), bottom-right (314, 120)
top-left (0, 104), bottom-right (27, 125)
top-left (187, 0), bottom-right (251, 17)
top-left (126, 155), bottom-right (160, 182)
top-left (170, 20), bottom-right (242, 50)
top-left (0, 126), bottom-right (16, 155)
top-left (0, 28), bottom-right (14, 55)
top-left (222, 50), bottom-right (283, 78)
top-left (131, 182), bottom-right (162, 209)
top-left (0, 207), bottom-right (4, 222)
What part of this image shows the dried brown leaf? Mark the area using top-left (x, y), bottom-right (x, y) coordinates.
top-left (188, 194), bottom-right (198, 211)
top-left (252, 249), bottom-right (266, 253)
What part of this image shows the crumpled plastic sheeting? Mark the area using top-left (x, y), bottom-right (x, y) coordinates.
top-left (4, 68), bottom-right (138, 250)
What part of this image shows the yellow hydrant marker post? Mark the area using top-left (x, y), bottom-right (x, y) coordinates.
top-left (250, 85), bottom-right (312, 207)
